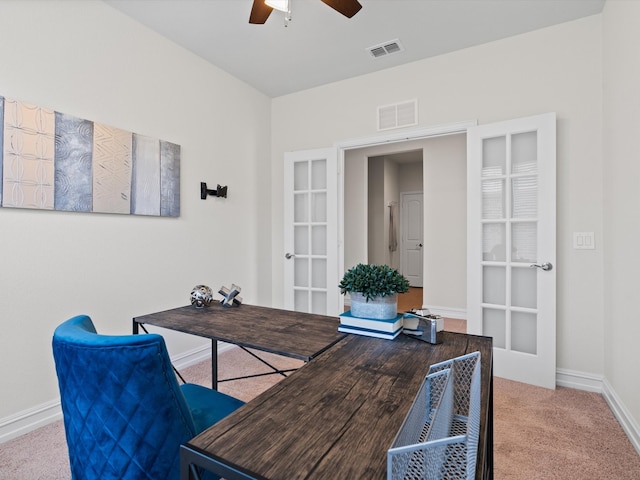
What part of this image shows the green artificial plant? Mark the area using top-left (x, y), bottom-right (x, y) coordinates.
top-left (339, 263), bottom-right (410, 302)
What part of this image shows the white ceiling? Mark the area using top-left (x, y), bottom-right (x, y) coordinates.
top-left (103, 0), bottom-right (605, 98)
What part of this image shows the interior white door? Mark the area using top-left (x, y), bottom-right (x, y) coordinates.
top-left (467, 113), bottom-right (556, 389)
top-left (401, 192), bottom-right (424, 287)
top-left (284, 148), bottom-right (339, 316)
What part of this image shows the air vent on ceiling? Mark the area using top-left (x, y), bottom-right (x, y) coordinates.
top-left (377, 99), bottom-right (418, 131)
top-left (367, 39), bottom-right (404, 59)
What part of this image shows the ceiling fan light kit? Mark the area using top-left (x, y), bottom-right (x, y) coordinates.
top-left (249, 0), bottom-right (362, 24)
top-left (265, 0), bottom-right (289, 12)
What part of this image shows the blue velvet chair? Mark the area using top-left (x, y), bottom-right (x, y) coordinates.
top-left (52, 315), bottom-right (244, 480)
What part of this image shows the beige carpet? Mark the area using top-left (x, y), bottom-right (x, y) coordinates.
top-left (1, 346), bottom-right (639, 479)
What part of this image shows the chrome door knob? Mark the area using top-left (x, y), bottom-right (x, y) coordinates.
top-left (530, 262), bottom-right (553, 271)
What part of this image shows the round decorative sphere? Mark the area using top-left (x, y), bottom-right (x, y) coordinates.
top-left (190, 285), bottom-right (213, 308)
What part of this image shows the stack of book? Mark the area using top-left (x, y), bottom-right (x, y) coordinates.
top-left (338, 310), bottom-right (404, 340)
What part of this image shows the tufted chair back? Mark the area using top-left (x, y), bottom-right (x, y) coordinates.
top-left (52, 314), bottom-right (241, 480)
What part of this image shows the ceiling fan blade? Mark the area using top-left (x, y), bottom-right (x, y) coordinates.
top-left (249, 0), bottom-right (273, 24)
top-left (321, 0), bottom-right (362, 18)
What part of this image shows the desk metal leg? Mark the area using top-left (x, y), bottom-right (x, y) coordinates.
top-left (181, 445), bottom-right (256, 480)
top-left (211, 339), bottom-right (218, 390)
top-left (133, 320), bottom-right (187, 384)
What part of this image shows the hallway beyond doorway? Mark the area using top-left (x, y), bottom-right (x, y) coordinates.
top-left (398, 287), bottom-right (467, 333)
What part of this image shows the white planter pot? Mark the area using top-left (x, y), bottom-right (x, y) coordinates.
top-left (350, 292), bottom-right (398, 320)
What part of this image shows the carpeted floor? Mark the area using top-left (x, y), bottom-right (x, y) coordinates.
top-left (1, 345), bottom-right (639, 479)
top-left (493, 377), bottom-right (640, 479)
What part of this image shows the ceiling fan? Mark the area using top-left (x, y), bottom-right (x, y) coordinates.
top-left (249, 0), bottom-right (362, 24)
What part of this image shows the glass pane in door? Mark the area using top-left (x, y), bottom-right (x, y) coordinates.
top-left (482, 136), bottom-right (506, 176)
top-left (311, 159), bottom-right (326, 189)
top-left (294, 193), bottom-right (308, 223)
top-left (294, 258), bottom-right (309, 287)
top-left (294, 290), bottom-right (308, 313)
top-left (294, 226), bottom-right (308, 255)
top-left (482, 179), bottom-right (505, 219)
top-left (511, 311), bottom-right (537, 354)
top-left (483, 309), bottom-right (506, 348)
top-left (512, 222), bottom-right (537, 263)
top-left (311, 225), bottom-right (326, 255)
top-left (512, 176), bottom-right (537, 218)
top-left (311, 259), bottom-right (327, 288)
top-left (512, 267), bottom-right (537, 309)
top-left (483, 223), bottom-right (506, 261)
top-left (511, 131), bottom-right (537, 174)
top-left (312, 192), bottom-right (327, 222)
top-left (294, 162), bottom-right (308, 190)
top-left (483, 266), bottom-right (505, 305)
top-left (311, 291), bottom-right (327, 315)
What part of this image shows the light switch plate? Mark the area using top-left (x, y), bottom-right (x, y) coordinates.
top-left (573, 232), bottom-right (595, 249)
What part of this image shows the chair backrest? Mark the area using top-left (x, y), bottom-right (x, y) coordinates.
top-left (52, 315), bottom-right (197, 480)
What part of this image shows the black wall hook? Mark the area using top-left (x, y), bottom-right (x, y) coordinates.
top-left (200, 182), bottom-right (227, 199)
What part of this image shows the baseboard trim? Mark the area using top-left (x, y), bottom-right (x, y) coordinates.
top-left (556, 368), bottom-right (603, 393)
top-left (424, 305), bottom-right (467, 320)
top-left (0, 399), bottom-right (62, 444)
top-left (0, 342), bottom-right (230, 445)
top-left (602, 378), bottom-right (640, 456)
top-left (556, 368), bottom-right (640, 456)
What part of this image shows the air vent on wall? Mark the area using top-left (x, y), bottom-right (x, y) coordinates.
top-left (377, 99), bottom-right (418, 131)
top-left (367, 39), bottom-right (404, 58)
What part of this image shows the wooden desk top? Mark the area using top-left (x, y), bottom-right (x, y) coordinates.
top-left (133, 303), bottom-right (346, 361)
top-left (186, 331), bottom-right (493, 479)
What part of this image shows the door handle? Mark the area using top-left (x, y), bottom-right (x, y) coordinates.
top-left (285, 253), bottom-right (295, 259)
top-left (417, 243), bottom-right (423, 248)
top-left (530, 262), bottom-right (553, 271)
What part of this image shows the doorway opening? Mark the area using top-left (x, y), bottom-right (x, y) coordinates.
top-left (341, 132), bottom-right (467, 323)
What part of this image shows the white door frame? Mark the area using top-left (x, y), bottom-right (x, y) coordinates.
top-left (336, 120), bottom-right (477, 297)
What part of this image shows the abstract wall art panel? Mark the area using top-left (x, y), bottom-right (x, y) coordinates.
top-left (0, 96), bottom-right (4, 205)
top-left (2, 99), bottom-right (55, 209)
top-left (92, 123), bottom-right (132, 214)
top-left (131, 134), bottom-right (161, 216)
top-left (0, 94), bottom-right (180, 217)
top-left (160, 140), bottom-right (180, 217)
top-left (54, 112), bottom-right (93, 212)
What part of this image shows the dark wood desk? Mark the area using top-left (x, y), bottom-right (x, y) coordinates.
top-left (181, 331), bottom-right (493, 480)
top-left (133, 303), bottom-right (346, 389)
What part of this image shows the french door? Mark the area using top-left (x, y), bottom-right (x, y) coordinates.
top-left (467, 113), bottom-right (556, 389)
top-left (283, 148), bottom-right (339, 316)
top-left (282, 116), bottom-right (556, 389)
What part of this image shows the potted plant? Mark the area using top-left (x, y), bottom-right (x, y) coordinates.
top-left (339, 263), bottom-right (410, 319)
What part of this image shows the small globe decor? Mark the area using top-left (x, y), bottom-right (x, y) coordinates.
top-left (190, 285), bottom-right (213, 308)
top-left (339, 263), bottom-right (410, 320)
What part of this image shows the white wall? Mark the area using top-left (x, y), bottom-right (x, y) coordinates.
top-left (398, 161), bottom-right (423, 193)
top-left (602, 0), bottom-right (640, 442)
top-left (0, 0), bottom-right (270, 430)
top-left (272, 15), bottom-right (604, 380)
top-left (422, 134), bottom-right (466, 311)
top-left (367, 157), bottom-right (385, 264)
top-left (343, 150), bottom-right (367, 269)
top-left (384, 159), bottom-right (400, 269)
